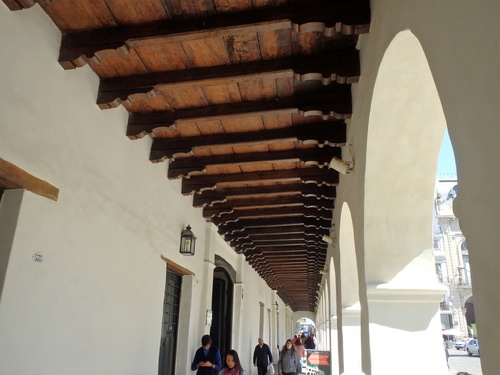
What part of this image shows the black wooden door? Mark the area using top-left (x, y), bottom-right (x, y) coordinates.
top-left (158, 269), bottom-right (182, 375)
top-left (210, 268), bottom-right (233, 358)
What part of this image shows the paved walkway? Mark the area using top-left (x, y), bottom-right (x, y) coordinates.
top-left (448, 348), bottom-right (482, 375)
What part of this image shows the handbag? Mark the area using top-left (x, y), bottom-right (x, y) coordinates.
top-left (267, 363), bottom-right (275, 375)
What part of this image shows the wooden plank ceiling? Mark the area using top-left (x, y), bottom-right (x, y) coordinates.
top-left (3, 0), bottom-right (370, 312)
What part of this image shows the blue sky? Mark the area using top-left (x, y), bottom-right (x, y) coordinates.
top-left (437, 129), bottom-right (457, 177)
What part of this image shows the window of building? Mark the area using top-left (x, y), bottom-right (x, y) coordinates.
top-left (435, 261), bottom-right (449, 283)
top-left (434, 236), bottom-right (443, 252)
top-left (461, 255), bottom-right (472, 285)
top-left (460, 240), bottom-right (468, 252)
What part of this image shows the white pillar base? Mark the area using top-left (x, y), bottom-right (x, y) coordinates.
top-left (367, 283), bottom-right (448, 375)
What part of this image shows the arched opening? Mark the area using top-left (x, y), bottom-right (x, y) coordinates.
top-left (364, 29), bottom-right (446, 285)
top-left (464, 297), bottom-right (476, 337)
top-left (294, 317), bottom-right (316, 337)
top-left (364, 30), bottom-right (448, 373)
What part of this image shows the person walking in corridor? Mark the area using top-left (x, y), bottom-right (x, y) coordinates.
top-left (191, 334), bottom-right (222, 375)
top-left (293, 337), bottom-right (306, 368)
top-left (220, 349), bottom-right (246, 375)
top-left (278, 339), bottom-right (301, 375)
top-left (253, 337), bottom-right (273, 375)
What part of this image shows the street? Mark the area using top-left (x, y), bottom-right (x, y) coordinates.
top-left (448, 348), bottom-right (482, 375)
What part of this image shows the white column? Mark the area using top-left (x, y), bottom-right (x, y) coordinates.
top-left (367, 284), bottom-right (448, 375)
top-left (330, 315), bottom-right (340, 375)
top-left (233, 281), bottom-right (244, 350)
top-left (341, 307), bottom-right (364, 375)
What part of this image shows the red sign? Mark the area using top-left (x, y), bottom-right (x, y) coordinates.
top-left (307, 353), bottom-right (330, 366)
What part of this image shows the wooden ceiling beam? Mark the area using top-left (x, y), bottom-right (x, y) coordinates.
top-left (127, 88), bottom-right (351, 139)
top-left (2, 0), bottom-right (50, 10)
top-left (203, 196), bottom-right (334, 217)
top-left (168, 147), bottom-right (341, 179)
top-left (58, 1), bottom-right (370, 69)
top-left (244, 245), bottom-right (326, 253)
top-left (182, 167), bottom-right (339, 195)
top-left (236, 241), bottom-right (324, 251)
top-left (0, 158), bottom-right (59, 201)
top-left (236, 243), bottom-right (316, 252)
top-left (211, 206), bottom-right (333, 225)
top-left (244, 247), bottom-right (310, 256)
top-left (227, 232), bottom-right (323, 244)
top-left (218, 216), bottom-right (332, 235)
top-left (98, 51), bottom-right (359, 109)
top-left (151, 122), bottom-right (346, 161)
top-left (223, 226), bottom-right (328, 240)
top-left (193, 184), bottom-right (336, 207)
top-left (234, 237), bottom-right (323, 246)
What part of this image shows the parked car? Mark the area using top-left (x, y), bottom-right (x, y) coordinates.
top-left (455, 340), bottom-right (467, 350)
top-left (466, 339), bottom-right (479, 356)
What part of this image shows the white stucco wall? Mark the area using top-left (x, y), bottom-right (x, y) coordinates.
top-left (0, 5), bottom-right (288, 375)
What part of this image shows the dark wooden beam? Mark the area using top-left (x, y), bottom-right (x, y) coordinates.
top-left (226, 231), bottom-right (324, 243)
top-left (238, 234), bottom-right (323, 243)
top-left (98, 51), bottom-right (359, 109)
top-left (168, 147), bottom-right (341, 179)
top-left (223, 225), bottom-right (328, 239)
top-left (193, 184), bottom-right (336, 207)
top-left (2, 0), bottom-right (49, 11)
top-left (151, 121), bottom-right (346, 162)
top-left (218, 216), bottom-right (332, 235)
top-left (127, 88), bottom-right (351, 139)
top-left (233, 239), bottom-right (324, 250)
top-left (211, 206), bottom-right (332, 225)
top-left (237, 237), bottom-right (323, 247)
top-left (203, 196), bottom-right (334, 217)
top-left (252, 245), bottom-right (326, 253)
top-left (182, 167), bottom-right (339, 195)
top-left (58, 1), bottom-right (370, 69)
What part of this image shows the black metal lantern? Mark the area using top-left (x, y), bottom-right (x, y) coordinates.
top-left (180, 225), bottom-right (196, 255)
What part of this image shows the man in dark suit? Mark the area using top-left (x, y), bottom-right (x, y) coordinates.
top-left (253, 337), bottom-right (273, 375)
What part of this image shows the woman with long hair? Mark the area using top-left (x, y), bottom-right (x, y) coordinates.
top-left (220, 349), bottom-right (246, 375)
top-left (278, 339), bottom-right (301, 375)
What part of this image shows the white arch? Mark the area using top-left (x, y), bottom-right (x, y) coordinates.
top-left (363, 30), bottom-right (448, 374)
top-left (364, 30), bottom-right (446, 286)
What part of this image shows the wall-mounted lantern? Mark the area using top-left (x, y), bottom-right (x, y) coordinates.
top-left (180, 225), bottom-right (196, 256)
